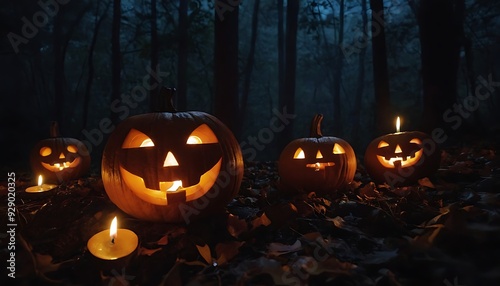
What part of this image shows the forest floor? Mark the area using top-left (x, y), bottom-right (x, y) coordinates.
top-left (1, 141), bottom-right (500, 286)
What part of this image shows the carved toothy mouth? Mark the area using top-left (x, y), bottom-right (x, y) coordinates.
top-left (376, 149), bottom-right (423, 168)
top-left (41, 157), bottom-right (81, 172)
top-left (306, 162), bottom-right (335, 171)
top-left (119, 159), bottom-right (222, 205)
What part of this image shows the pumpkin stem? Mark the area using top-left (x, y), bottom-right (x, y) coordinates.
top-left (309, 114), bottom-right (323, 138)
top-left (49, 121), bottom-right (60, 137)
top-left (152, 86), bottom-right (177, 112)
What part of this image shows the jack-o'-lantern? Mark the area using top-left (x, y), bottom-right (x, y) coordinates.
top-left (364, 117), bottom-right (440, 186)
top-left (278, 114), bottom-right (357, 193)
top-left (101, 88), bottom-right (243, 223)
top-left (30, 121), bottom-right (91, 183)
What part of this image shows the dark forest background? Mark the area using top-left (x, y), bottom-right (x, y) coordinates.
top-left (0, 0), bottom-right (499, 170)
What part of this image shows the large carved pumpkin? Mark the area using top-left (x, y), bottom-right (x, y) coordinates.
top-left (101, 88), bottom-right (243, 223)
top-left (30, 121), bottom-right (90, 183)
top-left (278, 114), bottom-right (357, 194)
top-left (364, 127), bottom-right (440, 186)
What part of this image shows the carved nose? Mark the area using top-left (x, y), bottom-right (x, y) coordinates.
top-left (59, 153), bottom-right (65, 159)
top-left (163, 151), bottom-right (179, 167)
top-left (395, 145), bottom-right (402, 154)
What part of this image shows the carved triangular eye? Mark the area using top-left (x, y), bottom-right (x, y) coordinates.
top-left (122, 129), bottom-right (155, 148)
top-left (294, 148), bottom-right (305, 159)
top-left (377, 141), bottom-right (389, 148)
top-left (187, 124), bottom-right (218, 144)
top-left (410, 138), bottom-right (421, 145)
top-left (333, 143), bottom-right (345, 154)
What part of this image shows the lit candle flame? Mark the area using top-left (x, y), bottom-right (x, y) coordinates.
top-left (38, 175), bottom-right (43, 186)
top-left (396, 116), bottom-right (401, 133)
top-left (110, 217), bottom-right (117, 243)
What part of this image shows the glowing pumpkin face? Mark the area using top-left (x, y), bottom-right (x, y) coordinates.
top-left (117, 120), bottom-right (223, 206)
top-left (102, 89), bottom-right (243, 223)
top-left (364, 131), bottom-right (440, 186)
top-left (30, 121), bottom-right (90, 183)
top-left (278, 114), bottom-right (357, 193)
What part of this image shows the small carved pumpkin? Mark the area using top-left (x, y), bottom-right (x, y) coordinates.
top-left (101, 88), bottom-right (243, 223)
top-left (30, 121), bottom-right (91, 183)
top-left (364, 127), bottom-right (440, 186)
top-left (278, 114), bottom-right (357, 193)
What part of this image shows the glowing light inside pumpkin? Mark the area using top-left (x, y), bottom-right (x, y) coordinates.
top-left (67, 145), bottom-right (78, 153)
top-left (333, 143), bottom-right (346, 154)
top-left (395, 145), bottom-right (403, 154)
top-left (38, 175), bottom-right (43, 186)
top-left (316, 150), bottom-right (323, 159)
top-left (187, 135), bottom-right (202, 144)
top-left (306, 162), bottom-right (335, 171)
top-left (165, 180), bottom-right (183, 192)
top-left (375, 138), bottom-right (423, 168)
top-left (396, 116), bottom-right (401, 133)
top-left (294, 148), bottom-right (305, 159)
top-left (40, 147), bottom-right (52, 156)
top-left (110, 216), bottom-right (117, 243)
top-left (140, 139), bottom-right (155, 147)
top-left (163, 151), bottom-right (179, 167)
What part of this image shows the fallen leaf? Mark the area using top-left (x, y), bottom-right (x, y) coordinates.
top-left (418, 177), bottom-right (435, 188)
top-left (250, 212), bottom-right (272, 229)
top-left (227, 214), bottom-right (248, 238)
top-left (157, 234), bottom-right (169, 245)
top-left (215, 241), bottom-right (244, 265)
top-left (195, 244), bottom-right (212, 265)
top-left (138, 247), bottom-right (162, 256)
top-left (359, 182), bottom-right (379, 198)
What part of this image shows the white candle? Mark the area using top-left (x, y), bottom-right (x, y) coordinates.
top-left (87, 217), bottom-right (138, 260)
top-left (25, 175), bottom-right (57, 193)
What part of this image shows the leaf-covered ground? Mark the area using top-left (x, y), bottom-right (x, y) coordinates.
top-left (1, 142), bottom-right (500, 285)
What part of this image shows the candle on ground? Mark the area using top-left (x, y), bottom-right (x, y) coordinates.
top-left (87, 217), bottom-right (138, 260)
top-left (25, 175), bottom-right (57, 193)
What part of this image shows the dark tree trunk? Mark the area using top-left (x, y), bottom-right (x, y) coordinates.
top-left (279, 0), bottom-right (299, 150)
top-left (418, 0), bottom-right (461, 133)
top-left (240, 0), bottom-right (260, 129)
top-left (277, 0), bottom-right (285, 125)
top-left (111, 0), bottom-right (122, 124)
top-left (214, 0), bottom-right (239, 135)
top-left (176, 0), bottom-right (188, 110)
top-left (332, 0), bottom-right (344, 135)
top-left (83, 2), bottom-right (109, 130)
top-left (352, 0), bottom-right (368, 146)
top-left (53, 5), bottom-right (65, 126)
top-left (149, 0), bottom-right (160, 111)
top-left (369, 0), bottom-right (391, 135)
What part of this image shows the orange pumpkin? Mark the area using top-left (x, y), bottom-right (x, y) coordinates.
top-left (278, 114), bottom-right (357, 193)
top-left (101, 88), bottom-right (243, 223)
top-left (30, 121), bottom-right (90, 183)
top-left (364, 131), bottom-right (440, 186)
